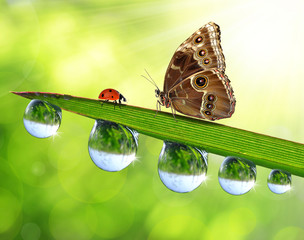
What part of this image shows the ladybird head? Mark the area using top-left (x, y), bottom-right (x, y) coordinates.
top-left (119, 94), bottom-right (127, 102)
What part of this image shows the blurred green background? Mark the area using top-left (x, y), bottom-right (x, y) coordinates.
top-left (1, 0), bottom-right (304, 239)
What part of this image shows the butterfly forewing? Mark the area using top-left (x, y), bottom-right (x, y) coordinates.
top-left (162, 22), bottom-right (235, 121)
top-left (164, 22), bottom-right (225, 93)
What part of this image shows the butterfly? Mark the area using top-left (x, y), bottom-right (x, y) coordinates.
top-left (147, 22), bottom-right (236, 121)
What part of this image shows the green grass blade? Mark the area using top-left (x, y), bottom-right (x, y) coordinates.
top-left (12, 91), bottom-right (304, 177)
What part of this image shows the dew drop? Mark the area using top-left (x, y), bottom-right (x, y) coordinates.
top-left (267, 169), bottom-right (291, 194)
top-left (88, 120), bottom-right (138, 172)
top-left (218, 156), bottom-right (256, 195)
top-left (23, 99), bottom-right (62, 138)
top-left (158, 141), bottom-right (208, 193)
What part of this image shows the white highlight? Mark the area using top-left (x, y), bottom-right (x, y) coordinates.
top-left (268, 183), bottom-right (291, 194)
top-left (218, 178), bottom-right (255, 195)
top-left (158, 170), bottom-right (206, 193)
top-left (89, 148), bottom-right (136, 172)
top-left (23, 119), bottom-right (59, 138)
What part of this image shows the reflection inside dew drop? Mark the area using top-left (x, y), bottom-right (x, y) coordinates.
top-left (158, 141), bottom-right (208, 193)
top-left (88, 120), bottom-right (138, 172)
top-left (23, 99), bottom-right (62, 138)
top-left (218, 157), bottom-right (256, 195)
top-left (267, 169), bottom-right (291, 194)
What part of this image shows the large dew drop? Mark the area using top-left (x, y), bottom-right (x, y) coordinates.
top-left (218, 156), bottom-right (256, 195)
top-left (158, 141), bottom-right (208, 193)
top-left (23, 99), bottom-right (62, 138)
top-left (88, 120), bottom-right (138, 172)
top-left (267, 169), bottom-right (291, 194)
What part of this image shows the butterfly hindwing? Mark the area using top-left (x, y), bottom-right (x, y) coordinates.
top-left (168, 69), bottom-right (235, 120)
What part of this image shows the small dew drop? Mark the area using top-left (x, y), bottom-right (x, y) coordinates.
top-left (23, 99), bottom-right (62, 138)
top-left (267, 169), bottom-right (291, 194)
top-left (158, 141), bottom-right (208, 193)
top-left (218, 156), bottom-right (256, 195)
top-left (88, 120), bottom-right (138, 172)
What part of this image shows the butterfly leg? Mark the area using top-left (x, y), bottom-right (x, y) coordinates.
top-left (155, 101), bottom-right (161, 117)
top-left (170, 105), bottom-right (177, 122)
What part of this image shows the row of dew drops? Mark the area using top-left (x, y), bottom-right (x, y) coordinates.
top-left (23, 99), bottom-right (292, 195)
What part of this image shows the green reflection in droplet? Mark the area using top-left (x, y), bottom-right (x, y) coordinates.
top-left (267, 169), bottom-right (292, 194)
top-left (49, 198), bottom-right (97, 240)
top-left (158, 141), bottom-right (207, 175)
top-left (218, 157), bottom-right (256, 195)
top-left (158, 141), bottom-right (208, 193)
top-left (89, 193), bottom-right (134, 239)
top-left (88, 120), bottom-right (138, 172)
top-left (23, 99), bottom-right (61, 138)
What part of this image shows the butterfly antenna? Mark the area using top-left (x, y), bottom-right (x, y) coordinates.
top-left (142, 69), bottom-right (160, 91)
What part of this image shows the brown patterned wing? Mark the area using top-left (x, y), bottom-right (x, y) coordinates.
top-left (164, 22), bottom-right (225, 93)
top-left (168, 69), bottom-right (235, 120)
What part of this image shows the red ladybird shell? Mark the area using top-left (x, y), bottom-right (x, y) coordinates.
top-left (98, 88), bottom-right (120, 101)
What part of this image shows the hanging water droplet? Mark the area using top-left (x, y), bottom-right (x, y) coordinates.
top-left (267, 169), bottom-right (291, 194)
top-left (218, 157), bottom-right (256, 195)
top-left (88, 120), bottom-right (138, 172)
top-left (158, 141), bottom-right (208, 193)
top-left (23, 99), bottom-right (62, 138)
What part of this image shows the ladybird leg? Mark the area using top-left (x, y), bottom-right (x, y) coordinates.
top-left (100, 99), bottom-right (108, 107)
top-left (118, 99), bottom-right (122, 109)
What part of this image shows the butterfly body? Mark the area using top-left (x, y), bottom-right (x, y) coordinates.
top-left (156, 22), bottom-right (235, 121)
top-left (98, 88), bottom-right (126, 104)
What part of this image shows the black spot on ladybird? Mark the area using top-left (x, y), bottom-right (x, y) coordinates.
top-left (101, 94), bottom-right (104, 97)
top-left (111, 96), bottom-right (114, 98)
top-left (109, 89), bottom-right (112, 92)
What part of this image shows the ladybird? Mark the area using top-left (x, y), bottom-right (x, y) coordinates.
top-left (98, 88), bottom-right (126, 106)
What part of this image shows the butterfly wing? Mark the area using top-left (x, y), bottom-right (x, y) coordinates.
top-left (164, 22), bottom-right (225, 93)
top-left (163, 22), bottom-right (235, 120)
top-left (169, 69), bottom-right (235, 120)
